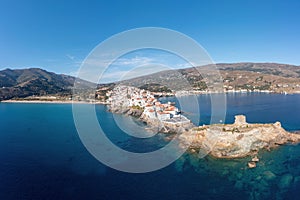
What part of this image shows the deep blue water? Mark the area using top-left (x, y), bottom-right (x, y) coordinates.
top-left (160, 93), bottom-right (300, 130)
top-left (1, 93), bottom-right (300, 200)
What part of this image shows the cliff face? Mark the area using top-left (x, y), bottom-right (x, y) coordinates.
top-left (179, 115), bottom-right (300, 158)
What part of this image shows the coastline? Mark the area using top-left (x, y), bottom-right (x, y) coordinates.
top-left (175, 90), bottom-right (300, 96)
top-left (2, 91), bottom-right (300, 104)
top-left (2, 91), bottom-right (299, 104)
top-left (0, 99), bottom-right (108, 104)
top-left (106, 85), bottom-right (300, 166)
top-left (3, 89), bottom-right (300, 169)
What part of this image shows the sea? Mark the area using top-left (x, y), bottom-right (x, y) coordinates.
top-left (1, 93), bottom-right (300, 200)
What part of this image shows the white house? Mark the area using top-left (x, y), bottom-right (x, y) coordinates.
top-left (157, 111), bottom-right (170, 121)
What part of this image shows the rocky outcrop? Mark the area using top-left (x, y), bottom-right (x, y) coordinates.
top-left (109, 101), bottom-right (194, 134)
top-left (179, 115), bottom-right (300, 159)
top-left (108, 106), bottom-right (143, 118)
top-left (127, 108), bottom-right (144, 117)
top-left (140, 112), bottom-right (195, 134)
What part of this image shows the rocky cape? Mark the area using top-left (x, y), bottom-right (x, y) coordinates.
top-left (108, 106), bottom-right (144, 118)
top-left (108, 105), bottom-right (194, 134)
top-left (179, 115), bottom-right (300, 159)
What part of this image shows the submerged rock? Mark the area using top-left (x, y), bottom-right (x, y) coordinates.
top-left (263, 171), bottom-right (277, 181)
top-left (234, 180), bottom-right (244, 190)
top-left (278, 174), bottom-right (293, 189)
top-left (294, 176), bottom-right (300, 186)
top-left (236, 172), bottom-right (243, 179)
top-left (255, 175), bottom-right (262, 181)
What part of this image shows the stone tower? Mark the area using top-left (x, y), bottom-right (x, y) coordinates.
top-left (234, 115), bottom-right (247, 125)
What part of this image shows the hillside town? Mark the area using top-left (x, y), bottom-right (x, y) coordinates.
top-left (107, 85), bottom-right (192, 132)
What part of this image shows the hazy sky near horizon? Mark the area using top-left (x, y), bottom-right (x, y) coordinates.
top-left (0, 0), bottom-right (300, 82)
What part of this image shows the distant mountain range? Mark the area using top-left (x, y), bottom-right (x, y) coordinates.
top-left (120, 62), bottom-right (300, 93)
top-left (1, 62), bottom-right (300, 100)
top-left (0, 68), bottom-right (94, 100)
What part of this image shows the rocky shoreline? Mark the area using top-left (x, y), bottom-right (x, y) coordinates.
top-left (179, 115), bottom-right (300, 167)
top-left (1, 99), bottom-right (107, 104)
top-left (109, 105), bottom-right (194, 134)
top-left (107, 85), bottom-right (300, 168)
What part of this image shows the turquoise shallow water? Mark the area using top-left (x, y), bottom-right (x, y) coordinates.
top-left (1, 93), bottom-right (300, 199)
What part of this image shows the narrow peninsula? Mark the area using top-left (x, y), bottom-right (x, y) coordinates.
top-left (107, 85), bottom-right (300, 168)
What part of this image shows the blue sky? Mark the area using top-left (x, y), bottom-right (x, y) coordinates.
top-left (0, 0), bottom-right (300, 82)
